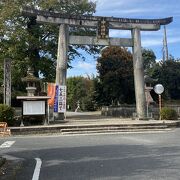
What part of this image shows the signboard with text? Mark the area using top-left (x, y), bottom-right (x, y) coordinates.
top-left (23, 101), bottom-right (45, 115)
top-left (54, 85), bottom-right (66, 113)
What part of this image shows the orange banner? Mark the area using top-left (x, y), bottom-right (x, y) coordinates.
top-left (47, 83), bottom-right (56, 107)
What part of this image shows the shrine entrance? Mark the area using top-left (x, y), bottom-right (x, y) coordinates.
top-left (22, 7), bottom-right (172, 120)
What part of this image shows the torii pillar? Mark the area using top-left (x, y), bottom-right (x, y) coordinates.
top-left (54, 24), bottom-right (69, 120)
top-left (132, 28), bottom-right (146, 119)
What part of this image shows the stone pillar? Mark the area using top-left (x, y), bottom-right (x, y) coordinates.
top-left (54, 24), bottom-right (69, 120)
top-left (3, 58), bottom-right (11, 106)
top-left (132, 28), bottom-right (146, 119)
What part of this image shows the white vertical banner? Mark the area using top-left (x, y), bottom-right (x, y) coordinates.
top-left (54, 85), bottom-right (66, 113)
top-left (58, 85), bottom-right (66, 113)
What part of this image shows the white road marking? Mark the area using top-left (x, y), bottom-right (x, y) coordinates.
top-left (0, 141), bottom-right (15, 148)
top-left (32, 158), bottom-right (42, 180)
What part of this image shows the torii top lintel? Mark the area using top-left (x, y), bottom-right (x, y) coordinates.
top-left (22, 7), bottom-right (173, 31)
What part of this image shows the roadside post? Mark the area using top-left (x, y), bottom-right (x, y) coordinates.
top-left (154, 84), bottom-right (164, 120)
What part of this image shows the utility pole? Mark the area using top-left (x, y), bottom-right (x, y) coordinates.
top-left (163, 25), bottom-right (169, 61)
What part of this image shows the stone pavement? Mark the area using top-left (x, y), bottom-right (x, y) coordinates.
top-left (9, 111), bottom-right (180, 136)
top-left (49, 111), bottom-right (179, 127)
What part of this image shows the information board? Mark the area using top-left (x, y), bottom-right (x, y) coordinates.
top-left (23, 101), bottom-right (45, 115)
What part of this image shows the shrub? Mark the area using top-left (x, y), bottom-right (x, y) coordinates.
top-left (160, 107), bottom-right (178, 120)
top-left (0, 104), bottom-right (15, 126)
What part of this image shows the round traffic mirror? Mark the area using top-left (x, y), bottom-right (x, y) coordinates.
top-left (154, 84), bottom-right (164, 95)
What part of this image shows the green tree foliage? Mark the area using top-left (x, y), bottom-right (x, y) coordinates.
top-left (0, 0), bottom-right (97, 99)
top-left (142, 48), bottom-right (156, 70)
top-left (67, 76), bottom-right (96, 111)
top-left (148, 58), bottom-right (180, 100)
top-left (95, 46), bottom-right (135, 106)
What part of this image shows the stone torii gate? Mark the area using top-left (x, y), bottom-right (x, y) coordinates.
top-left (22, 7), bottom-right (172, 120)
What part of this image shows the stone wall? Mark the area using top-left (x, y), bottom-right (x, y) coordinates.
top-left (101, 105), bottom-right (180, 119)
top-left (101, 105), bottom-right (136, 118)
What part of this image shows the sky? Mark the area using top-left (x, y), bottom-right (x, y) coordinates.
top-left (67, 0), bottom-right (180, 77)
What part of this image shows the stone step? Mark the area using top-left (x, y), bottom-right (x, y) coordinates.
top-left (59, 125), bottom-right (169, 134)
top-left (60, 125), bottom-right (168, 132)
top-left (61, 128), bottom-right (172, 135)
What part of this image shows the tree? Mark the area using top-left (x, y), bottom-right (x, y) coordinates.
top-left (67, 76), bottom-right (95, 111)
top-left (0, 0), bottom-right (97, 103)
top-left (95, 46), bottom-right (135, 106)
top-left (142, 48), bottom-right (156, 70)
top-left (148, 58), bottom-right (180, 100)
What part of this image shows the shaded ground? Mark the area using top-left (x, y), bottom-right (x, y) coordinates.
top-left (0, 159), bottom-right (24, 180)
top-left (65, 111), bottom-right (118, 120)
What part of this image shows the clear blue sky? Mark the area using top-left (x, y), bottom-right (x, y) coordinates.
top-left (67, 0), bottom-right (180, 77)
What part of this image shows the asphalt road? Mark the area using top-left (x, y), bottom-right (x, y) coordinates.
top-left (1, 129), bottom-right (180, 180)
